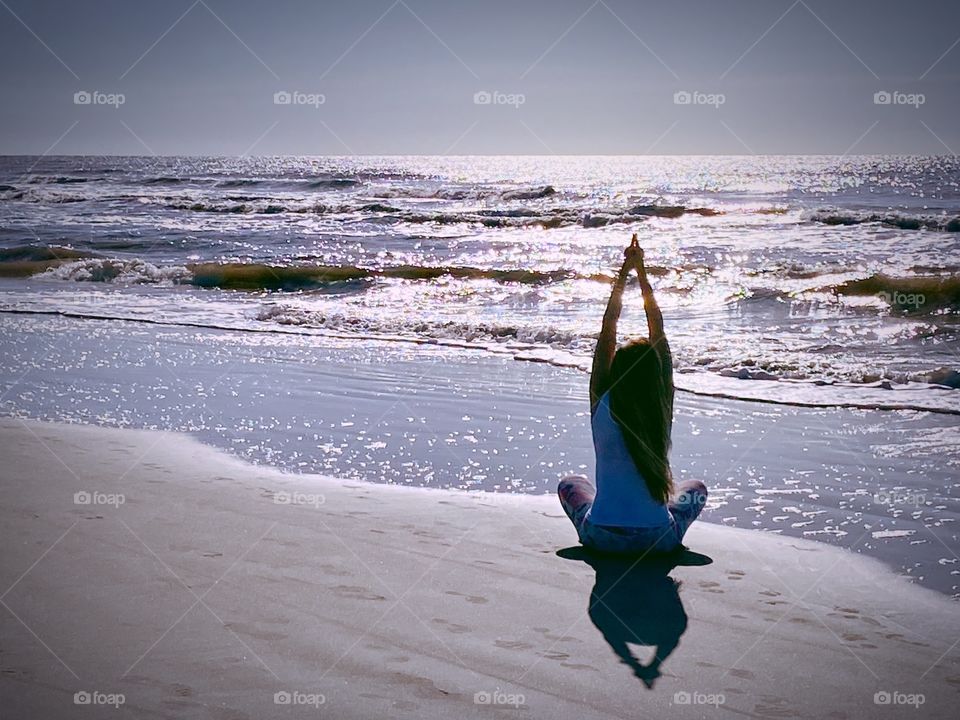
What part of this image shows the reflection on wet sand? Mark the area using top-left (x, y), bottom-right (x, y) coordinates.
top-left (559, 546), bottom-right (712, 688)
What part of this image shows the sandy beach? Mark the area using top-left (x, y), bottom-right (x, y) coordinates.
top-left (2, 418), bottom-right (957, 719)
top-left (3, 0), bottom-right (960, 716)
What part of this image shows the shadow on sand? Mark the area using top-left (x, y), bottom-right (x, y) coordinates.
top-left (557, 546), bottom-right (713, 688)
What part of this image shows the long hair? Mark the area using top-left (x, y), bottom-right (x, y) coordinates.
top-left (608, 338), bottom-right (674, 504)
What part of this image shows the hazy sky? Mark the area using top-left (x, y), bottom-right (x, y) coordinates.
top-left (1, 0), bottom-right (958, 155)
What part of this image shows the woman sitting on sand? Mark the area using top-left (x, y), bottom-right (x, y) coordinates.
top-left (559, 235), bottom-right (707, 554)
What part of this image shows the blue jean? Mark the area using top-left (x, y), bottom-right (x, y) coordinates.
top-left (558, 475), bottom-right (708, 554)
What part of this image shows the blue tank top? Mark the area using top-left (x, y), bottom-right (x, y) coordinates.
top-left (589, 391), bottom-right (671, 528)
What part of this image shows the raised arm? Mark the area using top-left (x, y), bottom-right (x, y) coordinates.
top-left (590, 250), bottom-right (634, 411)
top-left (631, 237), bottom-right (673, 396)
top-left (635, 253), bottom-right (664, 346)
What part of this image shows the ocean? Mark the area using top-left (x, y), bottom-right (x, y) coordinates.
top-left (1, 155), bottom-right (958, 594)
top-left (2, 155), bottom-right (959, 411)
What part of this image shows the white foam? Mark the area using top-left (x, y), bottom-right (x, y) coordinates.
top-left (40, 259), bottom-right (192, 285)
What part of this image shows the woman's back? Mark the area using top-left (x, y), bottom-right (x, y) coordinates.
top-left (589, 391), bottom-right (671, 528)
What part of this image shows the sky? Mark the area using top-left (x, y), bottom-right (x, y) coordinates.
top-left (0, 0), bottom-right (958, 155)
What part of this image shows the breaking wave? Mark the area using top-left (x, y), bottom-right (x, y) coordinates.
top-left (12, 256), bottom-right (611, 289)
top-left (809, 210), bottom-right (960, 232)
top-left (835, 274), bottom-right (960, 309)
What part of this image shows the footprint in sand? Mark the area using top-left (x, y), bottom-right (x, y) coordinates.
top-left (532, 627), bottom-right (580, 643)
top-left (332, 585), bottom-right (386, 601)
top-left (444, 590), bottom-right (488, 604)
top-left (495, 639), bottom-right (533, 650)
top-left (432, 618), bottom-right (471, 634)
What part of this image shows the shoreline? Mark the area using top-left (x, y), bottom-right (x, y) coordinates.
top-left (3, 300), bottom-right (960, 417)
top-left (2, 418), bottom-right (959, 718)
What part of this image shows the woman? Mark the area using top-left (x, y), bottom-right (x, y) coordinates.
top-left (558, 235), bottom-right (707, 554)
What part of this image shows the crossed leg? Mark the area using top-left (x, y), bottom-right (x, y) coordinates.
top-left (557, 474), bottom-right (595, 538)
top-left (667, 479), bottom-right (708, 544)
